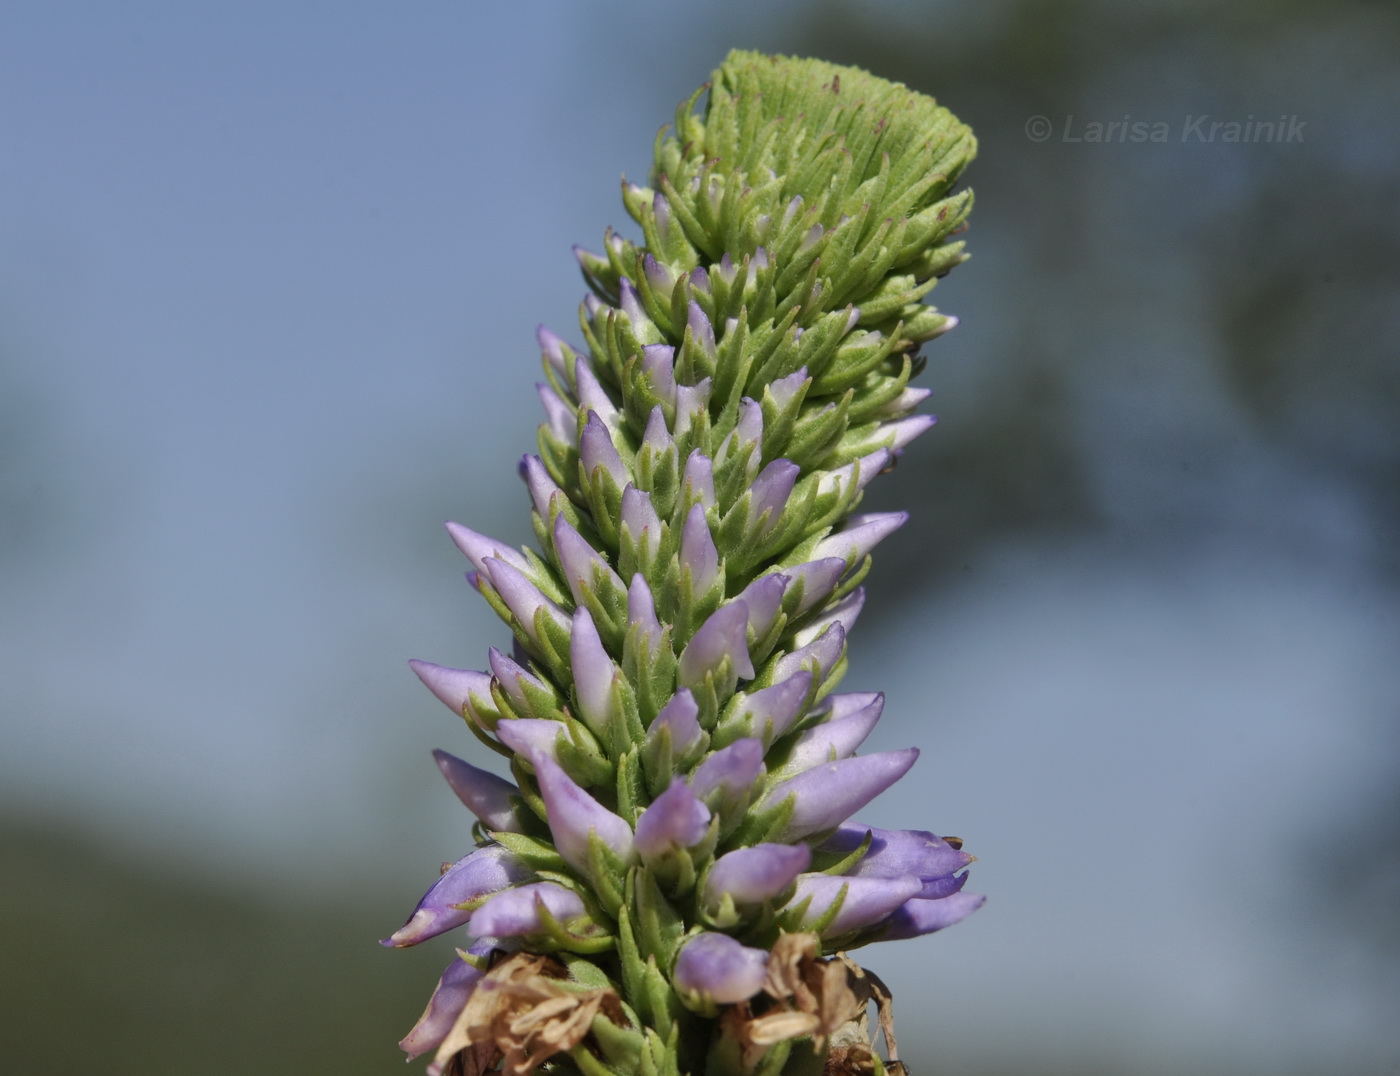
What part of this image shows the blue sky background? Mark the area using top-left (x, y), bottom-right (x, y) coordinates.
top-left (3, 3), bottom-right (1397, 1073)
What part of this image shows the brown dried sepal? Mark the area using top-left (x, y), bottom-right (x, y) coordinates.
top-left (432, 952), bottom-right (624, 1076)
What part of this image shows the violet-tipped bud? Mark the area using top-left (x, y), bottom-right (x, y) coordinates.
top-left (409, 660), bottom-right (494, 723)
top-left (482, 557), bottom-right (570, 647)
top-left (381, 845), bottom-right (532, 947)
top-left (494, 717), bottom-right (565, 760)
top-left (880, 891), bottom-right (987, 941)
top-left (445, 522), bottom-right (530, 578)
top-left (673, 932), bottom-right (768, 1006)
top-left (466, 881), bottom-right (587, 938)
top-left (704, 843), bottom-right (810, 908)
top-left (787, 872), bottom-right (923, 937)
top-left (530, 751), bottom-right (634, 873)
top-left (820, 823), bottom-right (974, 898)
top-left (399, 940), bottom-right (499, 1060)
top-left (811, 512), bottom-right (908, 568)
top-left (634, 778), bottom-right (712, 858)
top-left (678, 503), bottom-right (720, 598)
top-left (579, 411), bottom-right (628, 487)
top-left (569, 607), bottom-right (619, 741)
top-left (679, 601), bottom-right (754, 688)
top-left (690, 738), bottom-right (765, 818)
top-left (779, 694), bottom-right (883, 773)
top-left (431, 749), bottom-right (523, 833)
top-left (764, 748), bottom-right (919, 841)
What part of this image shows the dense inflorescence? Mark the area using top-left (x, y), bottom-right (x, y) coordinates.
top-left (383, 50), bottom-right (982, 1076)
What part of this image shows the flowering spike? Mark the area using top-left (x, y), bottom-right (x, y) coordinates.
top-left (388, 51), bottom-right (982, 1074)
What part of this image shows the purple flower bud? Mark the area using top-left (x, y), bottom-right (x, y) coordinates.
top-left (673, 932), bottom-right (768, 1005)
top-left (687, 300), bottom-right (716, 359)
top-left (553, 515), bottom-right (626, 609)
top-left (487, 648), bottom-right (553, 714)
top-left (787, 872), bottom-right (923, 937)
top-left (431, 749), bottom-right (523, 833)
top-left (875, 386), bottom-right (932, 418)
top-left (653, 192), bottom-right (673, 245)
top-left (494, 718), bottom-right (564, 760)
top-left (792, 587), bottom-right (865, 647)
top-left (642, 406), bottom-right (673, 455)
top-left (574, 360), bottom-right (619, 426)
top-left (580, 412), bottom-right (628, 488)
top-left (520, 454), bottom-right (563, 521)
top-left (681, 452), bottom-right (716, 512)
top-left (634, 778), bottom-right (712, 857)
top-left (537, 382), bottom-right (576, 442)
top-left (680, 601), bottom-right (754, 686)
top-left (466, 881), bottom-right (587, 938)
top-left (570, 607), bottom-right (617, 739)
top-left (584, 293), bottom-right (604, 319)
top-left (705, 843), bottom-right (811, 907)
top-left (691, 738), bottom-right (765, 810)
top-left (818, 448), bottom-right (893, 497)
top-left (621, 485), bottom-right (663, 565)
top-left (619, 278), bottom-right (648, 329)
top-left (768, 367), bottom-right (808, 410)
top-left (734, 573), bottom-right (789, 639)
top-left (678, 503), bottom-right (720, 596)
top-left (444, 522), bottom-right (529, 578)
top-left (881, 891), bottom-right (986, 941)
top-left (732, 670), bottom-right (813, 743)
top-left (398, 941), bottom-right (497, 1060)
top-left (821, 823), bottom-right (974, 897)
top-left (765, 748), bottom-right (920, 840)
top-left (536, 325), bottom-right (574, 381)
top-left (381, 845), bottom-right (532, 947)
top-left (408, 660), bottom-right (492, 719)
top-left (784, 558), bottom-right (846, 615)
top-left (627, 573), bottom-right (665, 653)
top-left (647, 689), bottom-right (703, 755)
top-left (531, 752), bottom-right (634, 872)
top-left (482, 557), bottom-right (570, 645)
top-left (884, 414), bottom-right (937, 452)
top-left (782, 695), bottom-right (883, 772)
top-left (643, 254), bottom-right (676, 297)
top-left (641, 344), bottom-right (677, 408)
top-left (811, 512), bottom-right (908, 566)
top-left (770, 623), bottom-right (845, 684)
top-left (673, 378), bottom-right (712, 439)
top-left (747, 460), bottom-right (799, 538)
